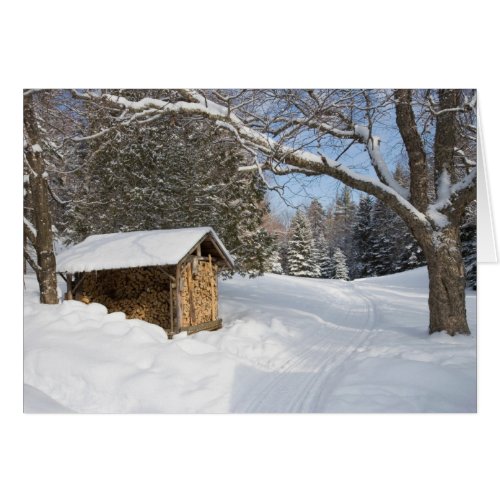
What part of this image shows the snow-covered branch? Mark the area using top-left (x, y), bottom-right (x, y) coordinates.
top-left (87, 91), bottom-right (419, 221)
top-left (426, 91), bottom-right (477, 116)
top-left (257, 116), bottom-right (409, 199)
top-left (426, 168), bottom-right (477, 228)
top-left (454, 148), bottom-right (476, 167)
top-left (71, 89), bottom-right (477, 234)
top-left (353, 125), bottom-right (409, 199)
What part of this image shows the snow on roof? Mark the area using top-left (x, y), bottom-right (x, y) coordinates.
top-left (57, 227), bottom-right (234, 273)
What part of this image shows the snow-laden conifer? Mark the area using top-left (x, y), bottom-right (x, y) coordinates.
top-left (287, 210), bottom-right (321, 278)
top-left (315, 232), bottom-right (333, 278)
top-left (332, 247), bottom-right (349, 280)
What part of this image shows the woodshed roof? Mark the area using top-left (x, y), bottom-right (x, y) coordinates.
top-left (57, 227), bottom-right (234, 273)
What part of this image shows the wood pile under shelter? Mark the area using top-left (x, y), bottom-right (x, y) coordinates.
top-left (56, 227), bottom-right (234, 339)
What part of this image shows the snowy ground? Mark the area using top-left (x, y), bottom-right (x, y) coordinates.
top-left (23, 267), bottom-right (476, 413)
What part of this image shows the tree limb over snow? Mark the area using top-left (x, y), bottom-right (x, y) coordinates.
top-left (70, 90), bottom-right (423, 228)
top-left (71, 89), bottom-right (475, 233)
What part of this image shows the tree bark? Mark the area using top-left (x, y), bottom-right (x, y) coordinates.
top-left (415, 225), bottom-right (470, 335)
top-left (394, 89), bottom-right (429, 212)
top-left (24, 92), bottom-right (58, 304)
top-left (434, 89), bottom-right (460, 185)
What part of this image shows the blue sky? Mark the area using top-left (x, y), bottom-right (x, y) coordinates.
top-left (266, 108), bottom-right (407, 217)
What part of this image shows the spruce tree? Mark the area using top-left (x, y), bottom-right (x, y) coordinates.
top-left (461, 202), bottom-right (477, 289)
top-left (266, 248), bottom-right (283, 274)
top-left (315, 232), bottom-right (333, 278)
top-left (307, 198), bottom-right (326, 240)
top-left (370, 199), bottom-right (397, 276)
top-left (279, 238), bottom-right (290, 275)
top-left (325, 187), bottom-right (356, 269)
top-left (332, 247), bottom-right (349, 280)
top-left (287, 210), bottom-right (321, 277)
top-left (352, 195), bottom-right (375, 278)
top-left (369, 198), bottom-right (425, 276)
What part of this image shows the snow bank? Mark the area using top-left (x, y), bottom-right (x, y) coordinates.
top-left (24, 276), bottom-right (236, 412)
top-left (24, 267), bottom-right (476, 413)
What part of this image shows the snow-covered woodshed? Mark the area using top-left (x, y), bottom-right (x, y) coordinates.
top-left (56, 227), bottom-right (234, 338)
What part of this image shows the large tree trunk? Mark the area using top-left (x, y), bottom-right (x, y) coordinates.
top-left (418, 225), bottom-right (470, 335)
top-left (24, 92), bottom-right (59, 304)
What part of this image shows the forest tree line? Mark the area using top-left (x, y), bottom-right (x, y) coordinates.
top-left (264, 188), bottom-right (476, 288)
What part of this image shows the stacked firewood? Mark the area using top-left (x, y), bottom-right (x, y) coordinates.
top-left (180, 258), bottom-right (218, 327)
top-left (77, 266), bottom-right (173, 330)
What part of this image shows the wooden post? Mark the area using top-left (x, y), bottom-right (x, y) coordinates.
top-left (66, 273), bottom-right (73, 300)
top-left (208, 255), bottom-right (216, 321)
top-left (72, 273), bottom-right (86, 296)
top-left (175, 264), bottom-right (182, 333)
top-left (186, 262), bottom-right (196, 326)
top-left (169, 278), bottom-right (174, 335)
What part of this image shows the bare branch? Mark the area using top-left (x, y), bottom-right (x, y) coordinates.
top-left (24, 250), bottom-right (40, 276)
top-left (24, 217), bottom-right (37, 245)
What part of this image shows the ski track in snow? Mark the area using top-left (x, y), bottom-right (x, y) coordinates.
top-left (233, 281), bottom-right (378, 413)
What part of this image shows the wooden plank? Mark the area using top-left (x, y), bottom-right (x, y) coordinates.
top-left (186, 262), bottom-right (196, 326)
top-left (169, 278), bottom-right (174, 334)
top-left (72, 273), bottom-right (86, 295)
top-left (208, 254), bottom-right (216, 321)
top-left (182, 319), bottom-right (223, 335)
top-left (175, 264), bottom-right (182, 333)
top-left (192, 256), bottom-right (199, 276)
top-left (66, 273), bottom-right (73, 300)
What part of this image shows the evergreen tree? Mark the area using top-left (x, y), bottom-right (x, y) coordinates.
top-left (261, 205), bottom-right (290, 275)
top-left (266, 248), bottom-right (283, 274)
top-left (62, 90), bottom-right (274, 276)
top-left (315, 232), bottom-right (333, 278)
top-left (332, 247), bottom-right (349, 280)
top-left (461, 202), bottom-right (477, 289)
top-left (324, 187), bottom-right (356, 269)
top-left (391, 165), bottom-right (425, 273)
top-left (306, 198), bottom-right (326, 240)
top-left (352, 195), bottom-right (375, 278)
top-left (279, 238), bottom-right (290, 275)
top-left (287, 210), bottom-right (321, 277)
top-left (349, 167), bottom-right (425, 279)
top-left (370, 199), bottom-right (398, 276)
top-left (369, 198), bottom-right (425, 276)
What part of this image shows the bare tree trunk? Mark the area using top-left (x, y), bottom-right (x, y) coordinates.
top-left (396, 88), bottom-right (471, 335)
top-left (415, 225), bottom-right (470, 335)
top-left (24, 92), bottom-right (58, 304)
